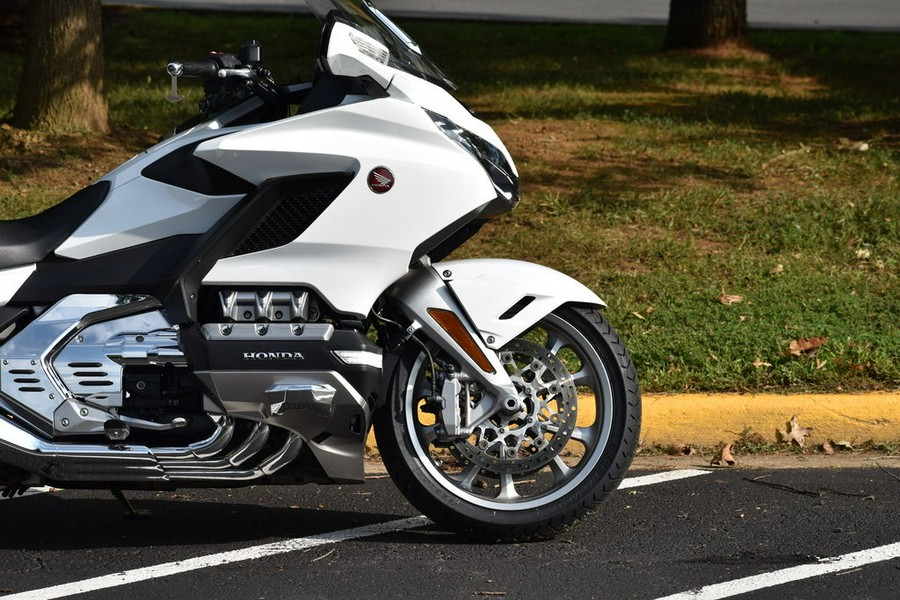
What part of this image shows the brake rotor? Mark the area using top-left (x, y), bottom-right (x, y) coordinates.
top-left (452, 338), bottom-right (578, 475)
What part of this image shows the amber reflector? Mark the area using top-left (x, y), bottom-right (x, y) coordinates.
top-left (427, 308), bottom-right (496, 374)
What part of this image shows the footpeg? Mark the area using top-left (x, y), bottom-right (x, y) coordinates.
top-left (105, 416), bottom-right (187, 438)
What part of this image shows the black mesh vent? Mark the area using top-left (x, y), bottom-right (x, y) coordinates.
top-left (231, 175), bottom-right (352, 256)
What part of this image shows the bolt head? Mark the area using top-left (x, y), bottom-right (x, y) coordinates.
top-left (442, 270), bottom-right (452, 278)
top-left (61, 418), bottom-right (70, 427)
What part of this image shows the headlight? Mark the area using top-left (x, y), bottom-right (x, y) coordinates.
top-left (425, 110), bottom-right (519, 208)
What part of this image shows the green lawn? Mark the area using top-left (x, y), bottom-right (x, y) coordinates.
top-left (1, 9), bottom-right (897, 392)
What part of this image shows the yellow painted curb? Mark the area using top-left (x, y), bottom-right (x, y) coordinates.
top-left (366, 392), bottom-right (900, 453)
top-left (639, 392), bottom-right (900, 448)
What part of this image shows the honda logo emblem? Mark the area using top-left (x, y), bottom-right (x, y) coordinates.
top-left (367, 166), bottom-right (395, 194)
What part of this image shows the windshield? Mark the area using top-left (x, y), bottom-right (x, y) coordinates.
top-left (306, 0), bottom-right (456, 90)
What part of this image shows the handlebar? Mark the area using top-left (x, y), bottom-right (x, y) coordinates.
top-left (167, 60), bottom-right (220, 79)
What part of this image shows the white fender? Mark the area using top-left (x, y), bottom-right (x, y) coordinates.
top-left (434, 259), bottom-right (605, 350)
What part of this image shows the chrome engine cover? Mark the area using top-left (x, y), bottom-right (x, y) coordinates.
top-left (0, 295), bottom-right (177, 436)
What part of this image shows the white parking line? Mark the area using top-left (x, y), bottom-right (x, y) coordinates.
top-left (655, 541), bottom-right (900, 600)
top-left (5, 469), bottom-right (711, 599)
top-left (619, 469), bottom-right (711, 489)
top-left (4, 516), bottom-right (432, 600)
top-left (0, 486), bottom-right (55, 500)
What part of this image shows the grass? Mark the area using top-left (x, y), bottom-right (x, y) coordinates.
top-left (0, 8), bottom-right (897, 392)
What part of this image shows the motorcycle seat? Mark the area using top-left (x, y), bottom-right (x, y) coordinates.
top-left (0, 181), bottom-right (110, 271)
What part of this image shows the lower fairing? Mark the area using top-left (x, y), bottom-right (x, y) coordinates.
top-left (0, 294), bottom-right (375, 490)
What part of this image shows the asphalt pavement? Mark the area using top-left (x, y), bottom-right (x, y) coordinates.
top-left (3, 462), bottom-right (900, 599)
top-left (102, 0), bottom-right (900, 31)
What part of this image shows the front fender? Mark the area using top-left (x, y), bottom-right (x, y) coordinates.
top-left (435, 259), bottom-right (605, 350)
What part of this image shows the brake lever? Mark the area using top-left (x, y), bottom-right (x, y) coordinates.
top-left (165, 73), bottom-right (184, 103)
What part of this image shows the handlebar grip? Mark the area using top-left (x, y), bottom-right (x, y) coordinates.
top-left (167, 59), bottom-right (219, 78)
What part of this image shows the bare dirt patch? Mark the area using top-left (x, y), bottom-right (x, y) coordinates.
top-left (0, 125), bottom-right (155, 217)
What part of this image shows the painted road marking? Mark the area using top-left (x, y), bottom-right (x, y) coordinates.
top-left (5, 516), bottom-right (432, 600)
top-left (5, 469), bottom-right (712, 599)
top-left (0, 487), bottom-right (54, 501)
top-left (619, 469), bottom-right (711, 489)
top-left (655, 541), bottom-right (900, 600)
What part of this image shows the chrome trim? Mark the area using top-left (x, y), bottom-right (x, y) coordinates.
top-left (200, 322), bottom-right (335, 341)
top-left (0, 412), bottom-right (310, 484)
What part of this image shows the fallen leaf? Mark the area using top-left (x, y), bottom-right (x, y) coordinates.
top-left (778, 415), bottom-right (813, 447)
top-left (789, 336), bottom-right (828, 357)
top-left (856, 248), bottom-right (871, 260)
top-left (752, 358), bottom-right (772, 368)
top-left (669, 443), bottom-right (696, 456)
top-left (718, 292), bottom-right (744, 305)
top-left (710, 443), bottom-right (736, 467)
top-left (822, 441), bottom-right (834, 455)
top-left (816, 358), bottom-right (827, 370)
top-left (631, 311), bottom-right (645, 320)
top-left (832, 440), bottom-right (854, 451)
top-left (770, 263), bottom-right (784, 275)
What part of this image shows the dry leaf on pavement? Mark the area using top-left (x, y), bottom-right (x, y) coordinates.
top-left (822, 441), bottom-right (834, 455)
top-left (669, 443), bottom-right (696, 456)
top-left (710, 443), bottom-right (736, 467)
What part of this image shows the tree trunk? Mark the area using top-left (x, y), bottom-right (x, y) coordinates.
top-left (13, 0), bottom-right (110, 133)
top-left (663, 0), bottom-right (749, 50)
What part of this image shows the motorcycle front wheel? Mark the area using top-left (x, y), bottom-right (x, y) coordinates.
top-left (374, 304), bottom-right (641, 541)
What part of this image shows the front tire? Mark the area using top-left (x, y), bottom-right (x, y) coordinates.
top-left (374, 305), bottom-right (641, 541)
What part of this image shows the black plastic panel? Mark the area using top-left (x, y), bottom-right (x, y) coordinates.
top-left (231, 175), bottom-right (352, 256)
top-left (142, 141), bottom-right (255, 196)
top-left (0, 181), bottom-right (110, 270)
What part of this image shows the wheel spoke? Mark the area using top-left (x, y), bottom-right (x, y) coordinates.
top-left (570, 426), bottom-right (596, 448)
top-left (571, 367), bottom-right (596, 388)
top-left (451, 462), bottom-right (482, 491)
top-left (550, 455), bottom-right (572, 483)
top-left (497, 472), bottom-right (520, 501)
top-left (545, 331), bottom-right (566, 355)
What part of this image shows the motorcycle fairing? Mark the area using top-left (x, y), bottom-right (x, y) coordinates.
top-left (198, 96), bottom-right (498, 317)
top-left (436, 259), bottom-right (606, 350)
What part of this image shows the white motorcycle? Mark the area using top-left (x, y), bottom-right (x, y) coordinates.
top-left (0, 0), bottom-right (640, 541)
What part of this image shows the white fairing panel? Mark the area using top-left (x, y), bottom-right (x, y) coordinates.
top-left (201, 98), bottom-right (497, 317)
top-left (0, 264), bottom-right (36, 307)
top-left (56, 123), bottom-right (250, 260)
top-left (436, 259), bottom-right (606, 349)
top-left (56, 177), bottom-right (244, 260)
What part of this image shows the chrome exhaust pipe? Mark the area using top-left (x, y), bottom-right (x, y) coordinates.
top-left (0, 414), bottom-right (298, 486)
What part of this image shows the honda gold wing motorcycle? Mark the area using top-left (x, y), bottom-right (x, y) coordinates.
top-left (0, 0), bottom-right (640, 541)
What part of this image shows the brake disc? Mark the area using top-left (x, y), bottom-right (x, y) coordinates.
top-left (452, 338), bottom-right (578, 476)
